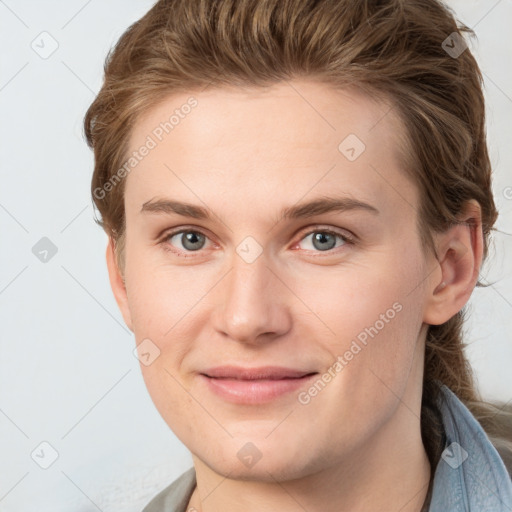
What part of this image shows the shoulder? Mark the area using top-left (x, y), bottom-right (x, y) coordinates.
top-left (142, 467), bottom-right (196, 512)
top-left (429, 384), bottom-right (512, 509)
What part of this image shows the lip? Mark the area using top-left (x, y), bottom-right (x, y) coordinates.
top-left (202, 365), bottom-right (316, 380)
top-left (199, 366), bottom-right (318, 404)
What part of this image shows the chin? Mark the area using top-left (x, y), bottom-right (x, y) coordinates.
top-left (193, 437), bottom-right (319, 483)
top-left (209, 457), bottom-right (313, 483)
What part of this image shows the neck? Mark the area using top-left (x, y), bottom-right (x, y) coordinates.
top-left (187, 405), bottom-right (431, 512)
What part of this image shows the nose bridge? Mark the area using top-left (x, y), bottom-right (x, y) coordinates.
top-left (213, 251), bottom-right (290, 343)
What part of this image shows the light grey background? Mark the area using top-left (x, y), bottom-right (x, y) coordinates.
top-left (0, 1), bottom-right (510, 511)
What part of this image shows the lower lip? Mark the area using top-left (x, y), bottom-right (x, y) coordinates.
top-left (200, 374), bottom-right (318, 404)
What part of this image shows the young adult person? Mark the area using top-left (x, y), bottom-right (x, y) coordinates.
top-left (84, 1), bottom-right (512, 510)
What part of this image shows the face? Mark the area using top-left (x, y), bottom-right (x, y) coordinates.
top-left (111, 80), bottom-right (437, 481)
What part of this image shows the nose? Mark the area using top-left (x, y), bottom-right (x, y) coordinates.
top-left (211, 254), bottom-right (292, 345)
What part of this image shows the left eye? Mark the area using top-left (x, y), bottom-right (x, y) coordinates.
top-left (296, 230), bottom-right (350, 252)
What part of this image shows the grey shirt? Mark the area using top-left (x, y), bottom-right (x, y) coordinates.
top-left (142, 466), bottom-right (196, 512)
top-left (142, 384), bottom-right (512, 511)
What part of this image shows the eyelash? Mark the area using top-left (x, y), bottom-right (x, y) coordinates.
top-left (158, 226), bottom-right (355, 258)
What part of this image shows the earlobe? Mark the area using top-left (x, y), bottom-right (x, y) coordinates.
top-left (423, 200), bottom-right (483, 326)
top-left (105, 237), bottom-right (133, 331)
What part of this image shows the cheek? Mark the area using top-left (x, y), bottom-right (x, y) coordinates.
top-left (296, 247), bottom-right (424, 339)
top-left (304, 244), bottom-right (426, 393)
top-left (124, 244), bottom-right (214, 340)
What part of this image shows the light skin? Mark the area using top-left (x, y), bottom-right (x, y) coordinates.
top-left (105, 80), bottom-right (483, 511)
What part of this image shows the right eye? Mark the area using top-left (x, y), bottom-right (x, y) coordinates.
top-left (160, 228), bottom-right (213, 256)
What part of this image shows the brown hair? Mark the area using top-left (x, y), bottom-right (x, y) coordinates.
top-left (84, 0), bottom-right (512, 473)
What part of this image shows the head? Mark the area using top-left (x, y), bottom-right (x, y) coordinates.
top-left (84, 0), bottom-right (498, 478)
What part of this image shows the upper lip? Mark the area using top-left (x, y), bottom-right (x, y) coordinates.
top-left (201, 365), bottom-right (317, 380)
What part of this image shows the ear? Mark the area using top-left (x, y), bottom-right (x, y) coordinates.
top-left (423, 199), bottom-right (484, 326)
top-left (106, 237), bottom-right (133, 331)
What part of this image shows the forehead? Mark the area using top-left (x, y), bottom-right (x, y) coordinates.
top-left (124, 79), bottom-right (417, 222)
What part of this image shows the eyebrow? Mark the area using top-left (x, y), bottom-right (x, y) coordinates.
top-left (140, 196), bottom-right (379, 221)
